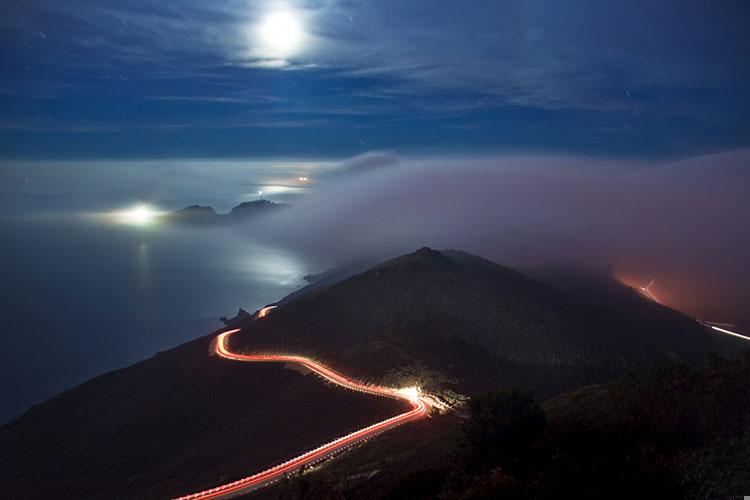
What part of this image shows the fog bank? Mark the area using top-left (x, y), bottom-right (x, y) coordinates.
top-left (253, 150), bottom-right (750, 325)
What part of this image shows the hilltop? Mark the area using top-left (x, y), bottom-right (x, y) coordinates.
top-left (231, 248), bottom-right (714, 397)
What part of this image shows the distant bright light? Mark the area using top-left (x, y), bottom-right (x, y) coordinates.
top-left (119, 204), bottom-right (159, 226)
top-left (397, 386), bottom-right (421, 402)
top-left (638, 278), bottom-right (660, 303)
top-left (252, 185), bottom-right (304, 196)
top-left (256, 10), bottom-right (305, 59)
top-left (298, 176), bottom-right (309, 182)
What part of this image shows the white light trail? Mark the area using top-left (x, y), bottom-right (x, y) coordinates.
top-left (710, 325), bottom-right (750, 342)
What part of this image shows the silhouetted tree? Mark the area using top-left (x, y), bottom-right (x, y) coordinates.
top-left (462, 389), bottom-right (545, 473)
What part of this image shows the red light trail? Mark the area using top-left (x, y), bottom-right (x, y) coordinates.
top-left (174, 306), bottom-right (429, 499)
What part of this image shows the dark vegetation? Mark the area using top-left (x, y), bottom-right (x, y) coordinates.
top-left (447, 353), bottom-right (750, 499)
top-left (272, 353), bottom-right (750, 499)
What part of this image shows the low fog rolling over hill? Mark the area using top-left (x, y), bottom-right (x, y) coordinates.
top-left (251, 150), bottom-right (750, 326)
top-left (230, 248), bottom-right (720, 397)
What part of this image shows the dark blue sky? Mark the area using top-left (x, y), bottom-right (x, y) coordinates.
top-left (1, 0), bottom-right (748, 159)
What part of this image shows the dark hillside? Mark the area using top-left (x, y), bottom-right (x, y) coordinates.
top-left (0, 249), bottom-right (725, 499)
top-left (0, 333), bottom-right (405, 499)
top-left (232, 248), bottom-right (714, 397)
top-left (267, 353), bottom-right (750, 499)
top-left (279, 256), bottom-right (380, 306)
top-left (523, 262), bottom-right (745, 355)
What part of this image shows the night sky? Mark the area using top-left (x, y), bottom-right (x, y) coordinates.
top-left (2, 0), bottom-right (749, 159)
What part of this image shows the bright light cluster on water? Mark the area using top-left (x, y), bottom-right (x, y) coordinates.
top-left (117, 204), bottom-right (161, 226)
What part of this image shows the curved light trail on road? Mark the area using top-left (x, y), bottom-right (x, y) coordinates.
top-left (174, 306), bottom-right (429, 500)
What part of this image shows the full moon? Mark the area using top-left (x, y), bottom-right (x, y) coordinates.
top-left (256, 10), bottom-right (305, 59)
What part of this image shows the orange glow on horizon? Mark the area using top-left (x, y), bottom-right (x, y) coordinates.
top-left (637, 278), bottom-right (661, 303)
top-left (616, 274), bottom-right (665, 305)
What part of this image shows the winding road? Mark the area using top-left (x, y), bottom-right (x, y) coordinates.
top-left (172, 297), bottom-right (747, 499)
top-left (174, 306), bottom-right (429, 500)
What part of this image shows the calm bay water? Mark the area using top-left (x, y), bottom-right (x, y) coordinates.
top-left (0, 157), bottom-right (331, 422)
top-left (0, 218), bottom-right (315, 422)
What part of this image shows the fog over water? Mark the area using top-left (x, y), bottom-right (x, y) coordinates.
top-left (1, 151), bottom-right (748, 422)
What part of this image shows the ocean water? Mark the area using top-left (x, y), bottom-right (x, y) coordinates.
top-left (0, 219), bottom-right (314, 422)
top-left (0, 159), bottom-right (326, 423)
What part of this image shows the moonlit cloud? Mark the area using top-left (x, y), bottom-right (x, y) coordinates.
top-left (2, 0), bottom-right (748, 157)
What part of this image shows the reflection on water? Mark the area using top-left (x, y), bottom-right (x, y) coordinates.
top-left (135, 243), bottom-right (151, 290)
top-left (242, 248), bottom-right (308, 287)
top-left (0, 217), bottom-right (316, 423)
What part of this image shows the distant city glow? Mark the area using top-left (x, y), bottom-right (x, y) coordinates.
top-left (638, 278), bottom-right (661, 303)
top-left (617, 275), bottom-right (667, 305)
top-left (118, 204), bottom-right (160, 226)
top-left (262, 185), bottom-right (299, 194)
top-left (245, 184), bottom-right (305, 200)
